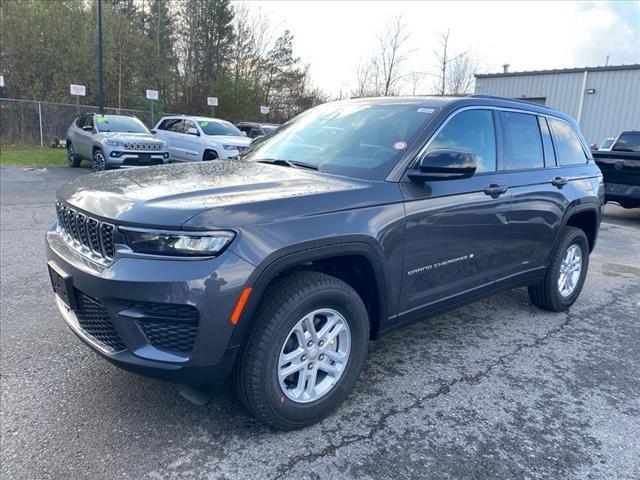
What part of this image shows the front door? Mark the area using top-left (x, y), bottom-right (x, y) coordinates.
top-left (398, 109), bottom-right (511, 322)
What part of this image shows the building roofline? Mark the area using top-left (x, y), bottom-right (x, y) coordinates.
top-left (475, 63), bottom-right (640, 79)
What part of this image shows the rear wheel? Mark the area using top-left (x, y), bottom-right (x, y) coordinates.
top-left (92, 149), bottom-right (107, 172)
top-left (67, 143), bottom-right (82, 167)
top-left (203, 150), bottom-right (218, 161)
top-left (528, 226), bottom-right (589, 311)
top-left (234, 271), bottom-right (369, 430)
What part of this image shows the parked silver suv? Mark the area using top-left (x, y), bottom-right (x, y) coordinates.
top-left (66, 114), bottom-right (169, 171)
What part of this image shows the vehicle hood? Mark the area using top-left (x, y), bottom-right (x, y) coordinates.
top-left (205, 135), bottom-right (251, 147)
top-left (99, 132), bottom-right (163, 143)
top-left (56, 160), bottom-right (373, 228)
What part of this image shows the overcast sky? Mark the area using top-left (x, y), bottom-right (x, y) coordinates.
top-left (235, 0), bottom-right (640, 96)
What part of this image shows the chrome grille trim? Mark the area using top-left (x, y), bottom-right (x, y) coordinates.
top-left (55, 202), bottom-right (115, 262)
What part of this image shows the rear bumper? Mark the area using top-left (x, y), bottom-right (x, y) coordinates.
top-left (46, 228), bottom-right (255, 386)
top-left (604, 182), bottom-right (640, 203)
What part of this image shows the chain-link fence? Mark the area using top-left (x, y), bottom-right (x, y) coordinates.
top-left (0, 98), bottom-right (179, 147)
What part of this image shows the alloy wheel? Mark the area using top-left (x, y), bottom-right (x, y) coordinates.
top-left (278, 308), bottom-right (351, 403)
top-left (92, 151), bottom-right (106, 172)
top-left (558, 244), bottom-right (582, 297)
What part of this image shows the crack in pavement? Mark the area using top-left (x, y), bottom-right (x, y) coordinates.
top-left (272, 298), bottom-right (615, 480)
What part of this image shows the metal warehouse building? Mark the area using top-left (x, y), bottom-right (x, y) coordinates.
top-left (474, 64), bottom-right (640, 145)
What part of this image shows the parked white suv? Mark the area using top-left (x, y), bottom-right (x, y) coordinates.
top-left (153, 116), bottom-right (251, 161)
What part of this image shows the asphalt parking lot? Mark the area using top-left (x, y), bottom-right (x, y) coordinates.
top-left (1, 166), bottom-right (639, 480)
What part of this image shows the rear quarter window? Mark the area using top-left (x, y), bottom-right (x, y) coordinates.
top-left (548, 118), bottom-right (588, 166)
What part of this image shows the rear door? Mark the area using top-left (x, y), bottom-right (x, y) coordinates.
top-left (75, 115), bottom-right (95, 158)
top-left (399, 108), bottom-right (511, 322)
top-left (501, 111), bottom-right (567, 280)
top-left (177, 119), bottom-right (204, 161)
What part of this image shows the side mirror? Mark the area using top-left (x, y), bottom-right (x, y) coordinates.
top-left (186, 127), bottom-right (199, 136)
top-left (241, 131), bottom-right (247, 137)
top-left (82, 125), bottom-right (94, 132)
top-left (408, 149), bottom-right (476, 182)
top-left (150, 129), bottom-right (157, 134)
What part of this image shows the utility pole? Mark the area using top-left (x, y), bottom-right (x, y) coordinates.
top-left (97, 0), bottom-right (105, 113)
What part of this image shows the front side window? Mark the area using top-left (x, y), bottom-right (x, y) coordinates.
top-left (183, 120), bottom-right (199, 134)
top-left (159, 119), bottom-right (181, 131)
top-left (425, 109), bottom-right (496, 173)
top-left (244, 102), bottom-right (437, 181)
top-left (501, 111), bottom-right (544, 170)
top-left (548, 118), bottom-right (587, 165)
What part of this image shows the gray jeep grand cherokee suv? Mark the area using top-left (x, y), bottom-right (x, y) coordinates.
top-left (66, 113), bottom-right (169, 171)
top-left (47, 96), bottom-right (603, 429)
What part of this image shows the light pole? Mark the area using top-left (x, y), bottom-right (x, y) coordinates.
top-left (97, 0), bottom-right (104, 113)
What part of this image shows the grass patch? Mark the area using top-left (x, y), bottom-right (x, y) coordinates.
top-left (0, 147), bottom-right (69, 166)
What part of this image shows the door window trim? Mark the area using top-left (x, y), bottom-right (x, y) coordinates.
top-left (396, 105), bottom-right (589, 181)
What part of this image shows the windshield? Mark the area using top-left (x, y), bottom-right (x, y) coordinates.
top-left (198, 120), bottom-right (243, 137)
top-left (96, 116), bottom-right (149, 133)
top-left (243, 103), bottom-right (437, 180)
top-left (600, 138), bottom-right (614, 149)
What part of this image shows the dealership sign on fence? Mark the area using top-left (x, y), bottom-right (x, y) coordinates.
top-left (70, 84), bottom-right (86, 96)
top-left (207, 97), bottom-right (218, 107)
top-left (260, 105), bottom-right (269, 115)
top-left (146, 89), bottom-right (159, 100)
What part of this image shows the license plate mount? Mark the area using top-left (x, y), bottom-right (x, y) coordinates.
top-left (48, 261), bottom-right (77, 310)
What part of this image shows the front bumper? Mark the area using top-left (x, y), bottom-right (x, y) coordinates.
top-left (46, 227), bottom-right (255, 386)
top-left (106, 151), bottom-right (170, 167)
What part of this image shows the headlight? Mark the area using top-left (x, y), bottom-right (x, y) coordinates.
top-left (222, 144), bottom-right (238, 151)
top-left (122, 229), bottom-right (235, 257)
top-left (105, 139), bottom-right (123, 147)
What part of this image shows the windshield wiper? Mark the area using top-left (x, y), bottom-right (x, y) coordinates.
top-left (256, 159), bottom-right (318, 171)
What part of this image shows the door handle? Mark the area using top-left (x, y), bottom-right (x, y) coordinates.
top-left (551, 176), bottom-right (568, 188)
top-left (483, 184), bottom-right (508, 198)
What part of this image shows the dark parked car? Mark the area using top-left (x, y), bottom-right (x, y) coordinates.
top-left (236, 121), bottom-right (280, 139)
top-left (47, 96), bottom-right (603, 429)
top-left (593, 131), bottom-right (640, 208)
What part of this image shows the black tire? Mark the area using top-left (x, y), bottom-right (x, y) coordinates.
top-left (203, 150), bottom-right (218, 161)
top-left (92, 149), bottom-right (108, 172)
top-left (234, 271), bottom-right (369, 430)
top-left (620, 201), bottom-right (640, 209)
top-left (67, 142), bottom-right (82, 168)
top-left (528, 226), bottom-right (589, 312)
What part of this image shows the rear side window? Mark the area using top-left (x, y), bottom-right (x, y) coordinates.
top-left (427, 109), bottom-right (496, 173)
top-left (500, 111), bottom-right (543, 170)
top-left (613, 132), bottom-right (640, 152)
top-left (548, 118), bottom-right (588, 165)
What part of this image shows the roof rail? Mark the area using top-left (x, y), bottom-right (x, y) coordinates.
top-left (471, 94), bottom-right (553, 108)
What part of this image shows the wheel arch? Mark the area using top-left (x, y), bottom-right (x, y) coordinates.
top-left (229, 241), bottom-right (391, 349)
top-left (558, 203), bottom-right (601, 254)
top-left (203, 148), bottom-right (219, 160)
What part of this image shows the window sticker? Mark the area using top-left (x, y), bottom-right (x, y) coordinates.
top-left (393, 141), bottom-right (408, 150)
top-left (97, 117), bottom-right (108, 123)
top-left (417, 107), bottom-right (435, 114)
top-left (199, 121), bottom-right (209, 127)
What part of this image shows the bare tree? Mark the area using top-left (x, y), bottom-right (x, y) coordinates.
top-left (378, 16), bottom-right (412, 96)
top-left (446, 53), bottom-right (481, 95)
top-left (432, 29), bottom-right (479, 96)
top-left (352, 16), bottom-right (411, 97)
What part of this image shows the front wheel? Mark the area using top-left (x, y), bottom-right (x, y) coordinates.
top-left (92, 149), bottom-right (108, 172)
top-left (234, 271), bottom-right (369, 430)
top-left (528, 226), bottom-right (589, 311)
top-left (203, 150), bottom-right (218, 161)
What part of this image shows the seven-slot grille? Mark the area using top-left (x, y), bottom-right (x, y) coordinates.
top-left (122, 142), bottom-right (163, 151)
top-left (56, 202), bottom-right (115, 260)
